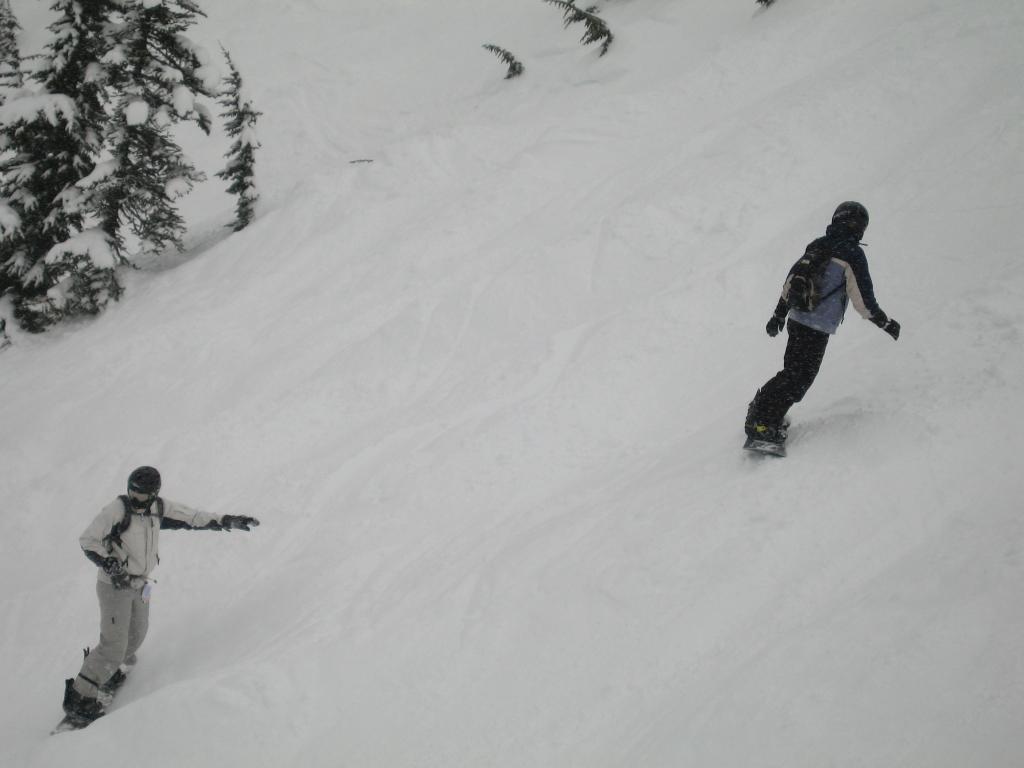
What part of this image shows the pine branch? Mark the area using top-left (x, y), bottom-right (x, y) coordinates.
top-left (482, 44), bottom-right (524, 79)
top-left (756, 0), bottom-right (777, 6)
top-left (542, 0), bottom-right (614, 56)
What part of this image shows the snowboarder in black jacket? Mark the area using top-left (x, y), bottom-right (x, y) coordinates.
top-left (745, 202), bottom-right (900, 443)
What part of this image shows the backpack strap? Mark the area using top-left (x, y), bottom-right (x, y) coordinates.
top-left (103, 496), bottom-right (134, 549)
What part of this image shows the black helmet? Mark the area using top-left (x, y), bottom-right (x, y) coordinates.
top-left (832, 201), bottom-right (869, 233)
top-left (127, 466), bottom-right (161, 495)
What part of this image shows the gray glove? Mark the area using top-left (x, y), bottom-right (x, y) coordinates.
top-left (220, 515), bottom-right (260, 531)
top-left (870, 311), bottom-right (900, 341)
top-left (766, 314), bottom-right (786, 338)
top-left (102, 557), bottom-right (132, 589)
top-left (766, 298), bottom-right (788, 338)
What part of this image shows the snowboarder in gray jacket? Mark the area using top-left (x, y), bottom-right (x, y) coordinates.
top-left (745, 202), bottom-right (901, 443)
top-left (62, 466), bottom-right (259, 722)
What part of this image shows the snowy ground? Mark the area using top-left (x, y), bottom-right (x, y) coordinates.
top-left (2, 1), bottom-right (1023, 766)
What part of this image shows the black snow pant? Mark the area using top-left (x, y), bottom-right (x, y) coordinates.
top-left (749, 319), bottom-right (830, 427)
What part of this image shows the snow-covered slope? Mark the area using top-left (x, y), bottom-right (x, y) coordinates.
top-left (2, 1), bottom-right (1022, 766)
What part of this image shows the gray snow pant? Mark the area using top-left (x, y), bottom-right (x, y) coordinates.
top-left (73, 580), bottom-right (149, 697)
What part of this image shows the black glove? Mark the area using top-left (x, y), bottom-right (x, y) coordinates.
top-left (766, 314), bottom-right (786, 338)
top-left (221, 515), bottom-right (260, 531)
top-left (870, 311), bottom-right (900, 341)
top-left (102, 557), bottom-right (132, 589)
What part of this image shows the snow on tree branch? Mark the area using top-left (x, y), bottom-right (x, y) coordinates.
top-left (0, 93), bottom-right (75, 128)
top-left (0, 202), bottom-right (20, 237)
top-left (44, 228), bottom-right (116, 270)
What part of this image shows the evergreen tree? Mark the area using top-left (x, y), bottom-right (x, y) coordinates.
top-left (97, 0), bottom-right (217, 256)
top-left (0, 0), bottom-right (22, 98)
top-left (543, 0), bottom-right (614, 57)
top-left (0, 0), bottom-right (122, 331)
top-left (482, 44), bottom-right (524, 80)
top-left (215, 45), bottom-right (261, 231)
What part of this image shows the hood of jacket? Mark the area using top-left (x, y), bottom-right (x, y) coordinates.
top-left (825, 220), bottom-right (865, 243)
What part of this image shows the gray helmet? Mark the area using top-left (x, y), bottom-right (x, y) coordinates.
top-left (127, 466), bottom-right (161, 495)
top-left (832, 201), bottom-right (869, 233)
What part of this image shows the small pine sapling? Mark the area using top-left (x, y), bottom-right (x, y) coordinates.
top-left (216, 45), bottom-right (262, 231)
top-left (542, 0), bottom-right (613, 57)
top-left (482, 44), bottom-right (524, 79)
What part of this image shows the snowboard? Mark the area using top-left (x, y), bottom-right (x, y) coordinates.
top-left (52, 711), bottom-right (102, 734)
top-left (743, 436), bottom-right (787, 457)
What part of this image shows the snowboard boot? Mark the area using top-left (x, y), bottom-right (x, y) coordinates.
top-left (777, 417), bottom-right (790, 441)
top-left (745, 396), bottom-right (789, 443)
top-left (97, 664), bottom-right (131, 707)
top-left (746, 422), bottom-right (785, 444)
top-left (63, 679), bottom-right (104, 722)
